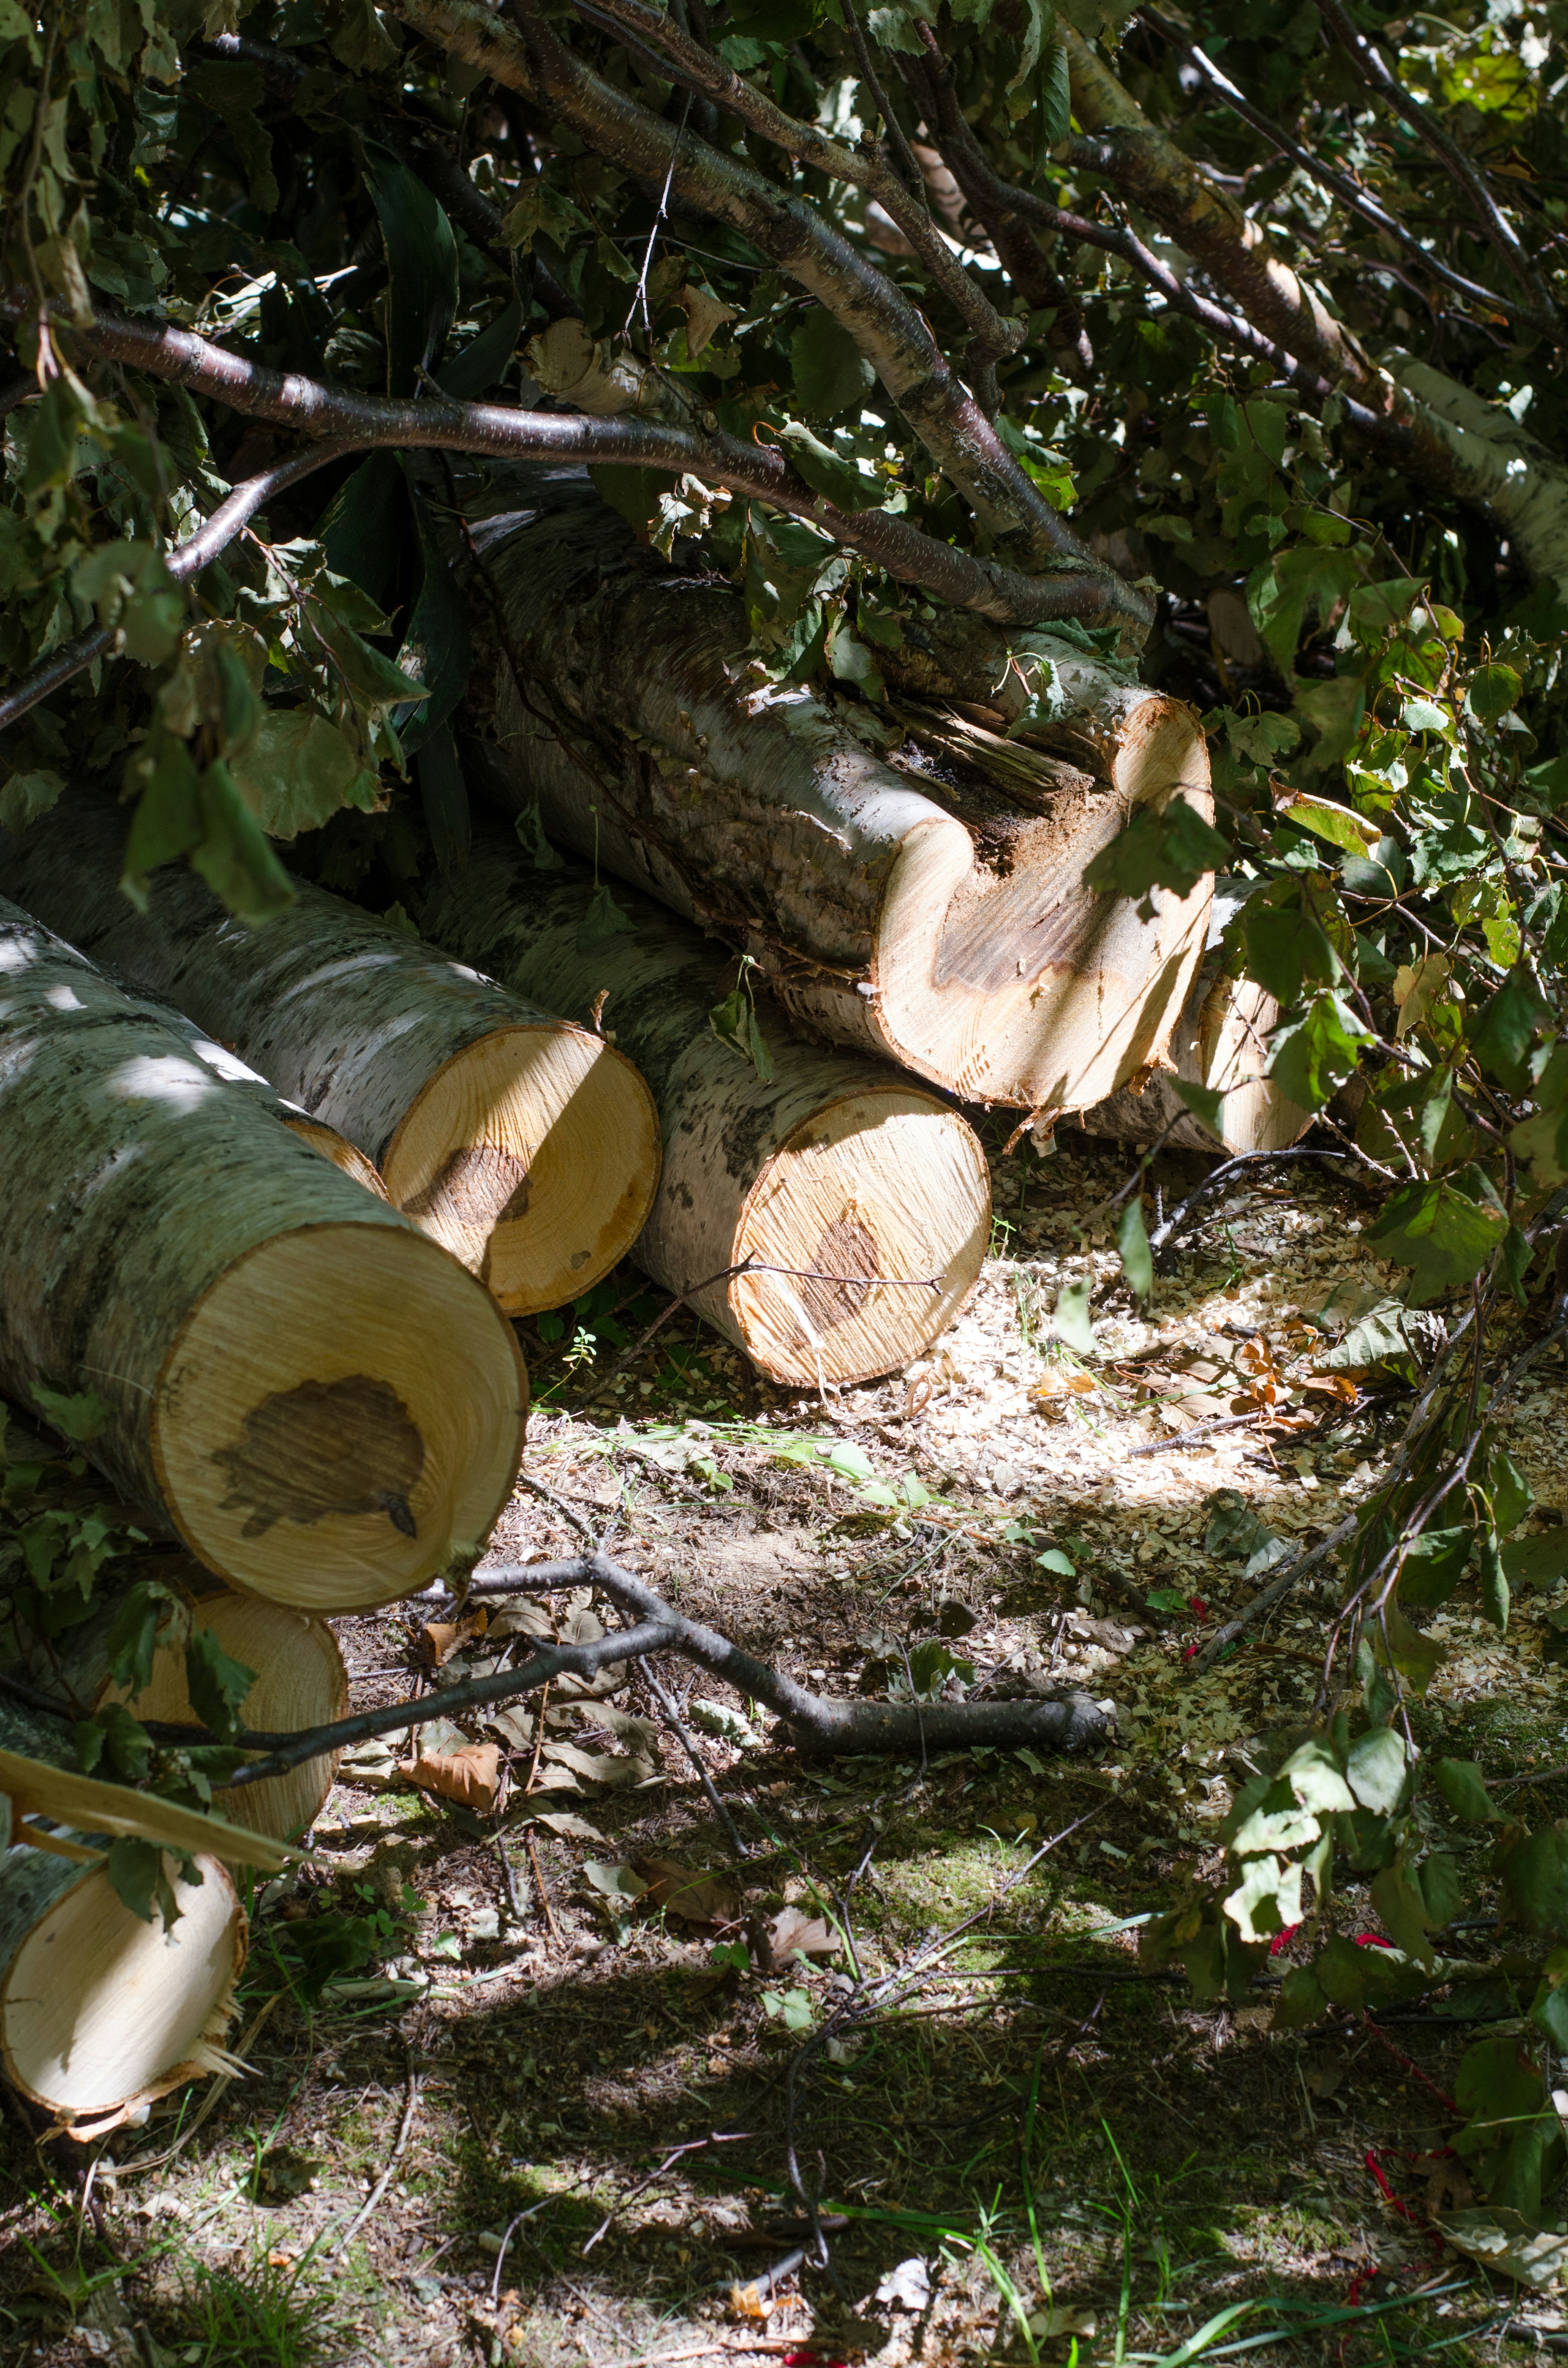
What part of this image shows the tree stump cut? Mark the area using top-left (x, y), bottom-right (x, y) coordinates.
top-left (457, 470), bottom-right (1214, 1114)
top-left (0, 787), bottom-right (660, 1315)
top-left (412, 825), bottom-right (989, 1387)
top-left (0, 900), bottom-right (526, 1612)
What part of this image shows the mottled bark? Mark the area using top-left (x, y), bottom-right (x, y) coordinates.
top-left (0, 788), bottom-right (660, 1315)
top-left (457, 468), bottom-right (1212, 1115)
top-left (0, 899), bottom-right (526, 1612)
top-left (411, 820), bottom-right (990, 1387)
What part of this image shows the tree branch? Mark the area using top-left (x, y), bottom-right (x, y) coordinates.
top-left (220, 1554), bottom-right (1111, 1785)
top-left (388, 0), bottom-right (1105, 575)
top-left (568, 0), bottom-right (1018, 384)
top-left (1317, 0), bottom-right (1560, 327)
top-left (1, 299), bottom-right (1146, 635)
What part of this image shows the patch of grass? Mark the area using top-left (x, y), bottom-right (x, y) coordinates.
top-left (175, 2245), bottom-right (345, 2368)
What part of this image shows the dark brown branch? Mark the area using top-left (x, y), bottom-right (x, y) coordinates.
top-left (564, 0), bottom-right (1016, 378)
top-left (0, 437), bottom-right (359, 736)
top-left (8, 301), bottom-right (1146, 624)
top-left (221, 1554), bottom-right (1110, 1785)
top-left (1140, 9), bottom-right (1559, 339)
top-left (1317, 0), bottom-right (1559, 326)
top-left (390, 0), bottom-right (1102, 574)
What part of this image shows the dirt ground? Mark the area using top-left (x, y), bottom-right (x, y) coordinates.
top-left (4, 1118), bottom-right (1568, 2367)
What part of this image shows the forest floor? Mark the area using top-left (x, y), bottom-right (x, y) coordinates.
top-left (4, 1122), bottom-right (1568, 2368)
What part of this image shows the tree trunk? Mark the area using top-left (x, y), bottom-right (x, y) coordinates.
top-left (0, 1839), bottom-right (243, 2138)
top-left (0, 899), bottom-right (526, 1614)
top-left (411, 821), bottom-right (990, 1387)
top-left (454, 468), bottom-right (1214, 1115)
top-left (36, 1580), bottom-right (347, 1848)
top-left (0, 787), bottom-right (660, 1317)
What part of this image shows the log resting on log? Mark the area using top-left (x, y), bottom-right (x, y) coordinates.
top-left (36, 1579), bottom-right (347, 1848)
top-left (0, 900), bottom-right (526, 1612)
top-left (411, 821), bottom-right (989, 1386)
top-left (452, 468), bottom-right (1214, 1112)
top-left (0, 788), bottom-right (659, 1316)
top-left (0, 1838), bottom-right (243, 2137)
top-left (1077, 890), bottom-right (1311, 1157)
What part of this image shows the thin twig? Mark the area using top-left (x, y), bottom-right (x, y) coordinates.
top-left (526, 1828), bottom-right (564, 1945)
top-left (331, 2045), bottom-right (421, 2257)
top-left (639, 1657), bottom-right (751, 1860)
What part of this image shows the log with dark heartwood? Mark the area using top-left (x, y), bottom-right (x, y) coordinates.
top-left (0, 1696), bottom-right (294, 2137)
top-left (0, 786), bottom-right (661, 1317)
top-left (410, 820), bottom-right (990, 1387)
top-left (0, 899), bottom-right (527, 1612)
top-left (449, 466), bottom-right (1214, 1116)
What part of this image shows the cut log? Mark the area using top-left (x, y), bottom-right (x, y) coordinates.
top-left (0, 899), bottom-right (526, 1612)
top-left (36, 1578), bottom-right (348, 1847)
top-left (0, 786), bottom-right (659, 1315)
top-left (452, 467), bottom-right (1213, 1112)
top-left (1076, 891), bottom-right (1310, 1156)
top-left (0, 1842), bottom-right (243, 2137)
top-left (412, 822), bottom-right (989, 1386)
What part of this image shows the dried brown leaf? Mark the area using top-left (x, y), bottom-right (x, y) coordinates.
top-left (399, 1740), bottom-right (503, 1812)
top-left (635, 1857), bottom-right (740, 1927)
top-left (421, 1609), bottom-right (488, 1667)
top-left (765, 1906), bottom-right (836, 1968)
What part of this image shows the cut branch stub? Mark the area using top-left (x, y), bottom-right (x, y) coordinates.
top-left (0, 788), bottom-right (660, 1316)
top-left (457, 470), bottom-right (1213, 1113)
top-left (0, 1844), bottom-right (243, 2138)
top-left (412, 823), bottom-right (990, 1387)
top-left (0, 899), bottom-right (526, 1612)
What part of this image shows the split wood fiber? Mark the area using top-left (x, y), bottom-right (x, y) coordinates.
top-left (1078, 886), bottom-right (1310, 1156)
top-left (44, 1580), bottom-right (348, 1847)
top-left (0, 899), bottom-right (527, 1612)
top-left (0, 785), bottom-right (660, 1315)
top-left (457, 467), bottom-right (1214, 1112)
top-left (411, 822), bottom-right (990, 1386)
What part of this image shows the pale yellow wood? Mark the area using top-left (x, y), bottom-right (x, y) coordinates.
top-left (382, 1024), bottom-right (661, 1314)
top-left (283, 1117), bottom-right (389, 1200)
top-left (1080, 974), bottom-right (1311, 1157)
top-left (151, 1224), bottom-right (528, 1612)
top-left (0, 1852), bottom-right (242, 2128)
top-left (733, 1088), bottom-right (990, 1387)
top-left (116, 1592), bottom-right (347, 1846)
top-left (0, 1745), bottom-right (294, 1871)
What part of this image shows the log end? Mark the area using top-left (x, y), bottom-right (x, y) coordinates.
top-left (728, 1084), bottom-right (989, 1387)
top-left (151, 1224), bottom-right (528, 1612)
top-left (1081, 973), bottom-right (1311, 1157)
top-left (0, 1851), bottom-right (242, 2133)
top-left (283, 1115), bottom-right (390, 1201)
top-left (380, 1024), bottom-right (662, 1316)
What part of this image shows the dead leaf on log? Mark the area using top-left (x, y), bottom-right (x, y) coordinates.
top-left (635, 1857), bottom-right (740, 1927)
top-left (764, 1906), bottom-right (837, 1969)
top-left (421, 1608), bottom-right (488, 1666)
top-left (399, 1740), bottom-right (503, 1812)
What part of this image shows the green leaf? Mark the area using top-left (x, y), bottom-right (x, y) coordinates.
top-left (396, 516), bottom-right (473, 760)
top-left (1499, 1824), bottom-right (1568, 1938)
top-left (577, 881), bottom-right (635, 951)
top-left (1036, 1547), bottom-right (1075, 1576)
top-left (319, 453), bottom-right (410, 610)
top-left (1470, 968), bottom-right (1549, 1095)
top-left (361, 138), bottom-right (458, 394)
top-left (1239, 879), bottom-right (1341, 1005)
top-left (1034, 25), bottom-right (1071, 153)
top-left (122, 736), bottom-right (203, 893)
top-left (1478, 1527), bottom-right (1510, 1632)
top-left (776, 421), bottom-right (884, 512)
top-left (31, 1382), bottom-right (115, 1443)
top-left (1116, 1197), bottom-right (1153, 1302)
top-left (0, 767), bottom-right (66, 836)
top-left (1503, 1529), bottom-right (1568, 1592)
top-left (1267, 990), bottom-right (1372, 1113)
top-left (229, 711), bottom-right (381, 843)
top-left (906, 1639), bottom-right (975, 1695)
top-left (1249, 545), bottom-right (1363, 668)
top-left (1373, 1597), bottom-right (1445, 1696)
top-left (1396, 1523), bottom-right (1474, 1609)
top-left (74, 538), bottom-right (185, 665)
top-left (708, 978), bottom-right (775, 1082)
top-left (789, 310), bottom-right (876, 421)
top-left (187, 762), bottom-right (294, 924)
top-left (105, 1836), bottom-right (182, 1928)
top-left (415, 723), bottom-right (471, 878)
top-left (1272, 1963), bottom-right (1327, 2029)
top-left (1468, 663), bottom-right (1522, 722)
top-left (1366, 1177), bottom-right (1510, 1308)
top-left (1051, 1277), bottom-right (1094, 1353)
top-left (515, 803), bottom-right (566, 872)
top-left (1274, 790), bottom-right (1378, 857)
top-left (1345, 1724), bottom-right (1410, 1816)
top-left (184, 1625), bottom-right (257, 1743)
top-left (1170, 1077), bottom-right (1227, 1140)
top-left (1081, 798), bottom-right (1229, 904)
top-left (437, 290), bottom-right (524, 401)
top-left (104, 1581), bottom-right (176, 1695)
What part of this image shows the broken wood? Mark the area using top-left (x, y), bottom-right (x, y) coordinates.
top-left (411, 821), bottom-right (990, 1387)
top-left (0, 785), bottom-right (661, 1316)
top-left (0, 899), bottom-right (526, 1613)
top-left (452, 468), bottom-right (1215, 1113)
top-left (1079, 971), bottom-right (1310, 1157)
top-left (0, 1840), bottom-right (245, 2138)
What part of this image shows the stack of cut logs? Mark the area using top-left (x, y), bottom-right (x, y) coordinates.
top-left (0, 463), bottom-right (1298, 2134)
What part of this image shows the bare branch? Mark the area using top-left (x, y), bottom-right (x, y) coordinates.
top-left (220, 1554), bottom-right (1111, 1785)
